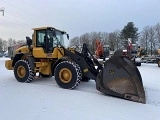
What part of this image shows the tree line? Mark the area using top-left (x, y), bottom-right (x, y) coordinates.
top-left (0, 38), bottom-right (25, 51)
top-left (0, 22), bottom-right (160, 55)
top-left (139, 23), bottom-right (160, 55)
top-left (69, 22), bottom-right (160, 55)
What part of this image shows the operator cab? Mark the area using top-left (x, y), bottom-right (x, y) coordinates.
top-left (34, 27), bottom-right (67, 53)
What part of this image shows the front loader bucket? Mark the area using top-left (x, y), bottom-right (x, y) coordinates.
top-left (96, 56), bottom-right (146, 104)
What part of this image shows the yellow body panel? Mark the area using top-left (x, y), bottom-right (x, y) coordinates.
top-left (15, 46), bottom-right (29, 54)
top-left (33, 48), bottom-right (47, 58)
top-left (35, 62), bottom-right (48, 67)
top-left (35, 62), bottom-right (52, 75)
top-left (54, 48), bottom-right (64, 59)
top-left (40, 62), bottom-right (52, 75)
top-left (5, 60), bottom-right (13, 70)
top-left (32, 47), bottom-right (64, 59)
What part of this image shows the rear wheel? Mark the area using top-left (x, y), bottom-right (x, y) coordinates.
top-left (54, 61), bottom-right (82, 89)
top-left (14, 60), bottom-right (35, 83)
top-left (158, 60), bottom-right (160, 67)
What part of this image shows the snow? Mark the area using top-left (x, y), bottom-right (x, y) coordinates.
top-left (0, 58), bottom-right (160, 120)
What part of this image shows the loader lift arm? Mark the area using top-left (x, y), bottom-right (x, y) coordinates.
top-left (63, 43), bottom-right (102, 80)
top-left (81, 43), bottom-right (103, 72)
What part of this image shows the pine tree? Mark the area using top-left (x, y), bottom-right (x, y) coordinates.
top-left (120, 22), bottom-right (140, 45)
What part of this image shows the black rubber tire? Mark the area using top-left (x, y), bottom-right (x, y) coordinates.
top-left (40, 73), bottom-right (52, 78)
top-left (54, 61), bottom-right (82, 89)
top-left (14, 60), bottom-right (35, 83)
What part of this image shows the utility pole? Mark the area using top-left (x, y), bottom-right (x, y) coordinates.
top-left (0, 7), bottom-right (4, 16)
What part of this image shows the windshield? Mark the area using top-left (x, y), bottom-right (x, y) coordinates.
top-left (36, 29), bottom-right (65, 53)
top-left (36, 29), bottom-right (65, 47)
top-left (46, 30), bottom-right (65, 47)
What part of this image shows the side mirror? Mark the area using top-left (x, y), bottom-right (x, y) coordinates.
top-left (67, 34), bottom-right (69, 40)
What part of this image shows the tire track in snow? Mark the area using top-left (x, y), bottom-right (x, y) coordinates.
top-left (2, 76), bottom-right (159, 107)
top-left (32, 79), bottom-right (100, 95)
top-left (32, 80), bottom-right (160, 107)
top-left (145, 87), bottom-right (160, 107)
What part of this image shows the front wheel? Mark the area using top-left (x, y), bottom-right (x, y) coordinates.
top-left (14, 60), bottom-right (35, 83)
top-left (54, 61), bottom-right (82, 89)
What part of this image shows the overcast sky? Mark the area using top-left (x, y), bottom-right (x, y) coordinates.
top-left (0, 0), bottom-right (160, 45)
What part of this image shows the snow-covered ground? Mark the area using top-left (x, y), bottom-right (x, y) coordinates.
top-left (0, 58), bottom-right (160, 120)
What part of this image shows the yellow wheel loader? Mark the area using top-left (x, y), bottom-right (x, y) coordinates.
top-left (5, 27), bottom-right (146, 103)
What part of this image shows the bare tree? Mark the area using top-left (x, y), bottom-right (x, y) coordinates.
top-left (155, 23), bottom-right (160, 48)
top-left (89, 32), bottom-right (99, 53)
top-left (69, 36), bottom-right (80, 49)
top-left (79, 33), bottom-right (95, 53)
top-left (79, 33), bottom-right (91, 46)
top-left (100, 32), bottom-right (109, 45)
top-left (8, 38), bottom-right (13, 47)
top-left (148, 26), bottom-right (156, 55)
top-left (0, 38), bottom-right (3, 51)
top-left (2, 40), bottom-right (7, 51)
top-left (69, 30), bottom-right (120, 53)
top-left (8, 38), bottom-right (17, 47)
top-left (108, 31), bottom-right (121, 51)
top-left (112, 30), bottom-right (121, 50)
top-left (17, 40), bottom-right (26, 45)
top-left (139, 26), bottom-right (150, 51)
top-left (108, 33), bottom-right (114, 50)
